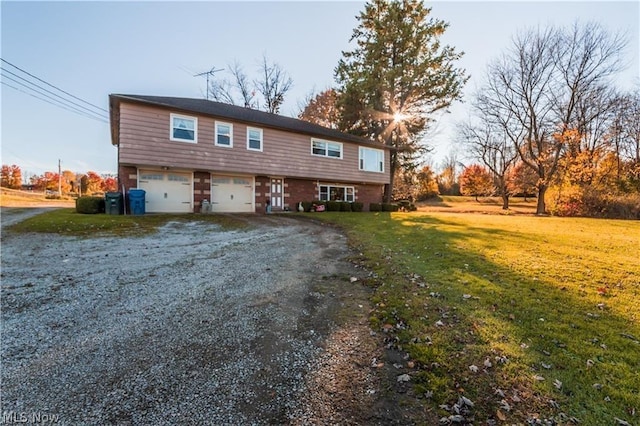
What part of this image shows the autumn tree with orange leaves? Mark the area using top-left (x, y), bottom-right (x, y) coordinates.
top-left (298, 89), bottom-right (341, 129)
top-left (459, 164), bottom-right (494, 201)
top-left (1, 164), bottom-right (22, 189)
top-left (475, 22), bottom-right (627, 214)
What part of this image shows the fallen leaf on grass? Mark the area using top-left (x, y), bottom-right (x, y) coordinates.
top-left (496, 409), bottom-right (507, 421)
top-left (553, 379), bottom-right (563, 389)
top-left (495, 355), bottom-right (509, 364)
top-left (397, 374), bottom-right (411, 383)
top-left (469, 365), bottom-right (479, 373)
top-left (459, 395), bottom-right (474, 407)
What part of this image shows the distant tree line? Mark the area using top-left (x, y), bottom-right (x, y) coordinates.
top-left (1, 164), bottom-right (117, 195)
top-left (458, 22), bottom-right (639, 218)
top-left (298, 12), bottom-right (639, 219)
top-left (206, 1), bottom-right (638, 219)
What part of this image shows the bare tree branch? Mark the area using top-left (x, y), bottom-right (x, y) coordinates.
top-left (255, 55), bottom-right (293, 114)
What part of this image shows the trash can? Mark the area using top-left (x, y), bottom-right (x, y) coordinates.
top-left (105, 192), bottom-right (124, 215)
top-left (128, 189), bottom-right (146, 215)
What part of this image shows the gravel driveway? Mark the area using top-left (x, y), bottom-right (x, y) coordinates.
top-left (1, 212), bottom-right (411, 425)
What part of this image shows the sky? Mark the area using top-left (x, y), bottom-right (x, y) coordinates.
top-left (1, 1), bottom-right (638, 179)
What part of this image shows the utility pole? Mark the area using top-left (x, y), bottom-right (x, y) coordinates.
top-left (58, 159), bottom-right (62, 197)
top-left (194, 67), bottom-right (223, 100)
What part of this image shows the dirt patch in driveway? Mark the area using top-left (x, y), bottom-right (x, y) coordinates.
top-left (1, 214), bottom-right (421, 425)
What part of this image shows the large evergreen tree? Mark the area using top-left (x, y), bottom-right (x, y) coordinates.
top-left (335, 0), bottom-right (467, 202)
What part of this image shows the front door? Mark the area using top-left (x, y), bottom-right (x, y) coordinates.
top-left (270, 178), bottom-right (283, 210)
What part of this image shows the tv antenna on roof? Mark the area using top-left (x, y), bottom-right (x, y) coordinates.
top-left (194, 66), bottom-right (224, 100)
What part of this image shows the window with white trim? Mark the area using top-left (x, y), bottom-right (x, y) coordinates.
top-left (319, 185), bottom-right (355, 202)
top-left (215, 121), bottom-right (233, 147)
top-left (359, 147), bottom-right (384, 172)
top-left (247, 127), bottom-right (263, 151)
top-left (170, 114), bottom-right (197, 143)
top-left (311, 138), bottom-right (342, 159)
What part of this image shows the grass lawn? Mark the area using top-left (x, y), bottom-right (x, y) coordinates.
top-left (314, 211), bottom-right (639, 425)
top-left (0, 187), bottom-right (75, 208)
top-left (4, 208), bottom-right (248, 236)
top-left (418, 195), bottom-right (538, 215)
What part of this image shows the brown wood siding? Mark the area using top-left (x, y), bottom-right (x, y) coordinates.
top-left (117, 103), bottom-right (390, 185)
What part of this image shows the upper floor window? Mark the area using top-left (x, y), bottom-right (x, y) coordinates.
top-left (170, 114), bottom-right (197, 143)
top-left (247, 127), bottom-right (263, 151)
top-left (359, 147), bottom-right (384, 172)
top-left (311, 138), bottom-right (342, 159)
top-left (215, 121), bottom-right (233, 147)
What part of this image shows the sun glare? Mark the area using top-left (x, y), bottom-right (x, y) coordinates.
top-left (393, 112), bottom-right (406, 123)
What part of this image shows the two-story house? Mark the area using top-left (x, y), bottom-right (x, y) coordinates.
top-left (109, 94), bottom-right (390, 213)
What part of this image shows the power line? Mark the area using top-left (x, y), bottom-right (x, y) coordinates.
top-left (1, 81), bottom-right (108, 124)
top-left (1, 67), bottom-right (109, 121)
top-left (1, 58), bottom-right (108, 113)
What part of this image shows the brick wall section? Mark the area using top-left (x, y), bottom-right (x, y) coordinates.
top-left (118, 165), bottom-right (137, 192)
top-left (286, 178), bottom-right (318, 207)
top-left (355, 183), bottom-right (384, 212)
top-left (193, 171), bottom-right (210, 212)
top-left (285, 178), bottom-right (384, 212)
top-left (254, 176), bottom-right (270, 213)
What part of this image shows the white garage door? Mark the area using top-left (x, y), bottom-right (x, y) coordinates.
top-left (139, 170), bottom-right (192, 213)
top-left (211, 176), bottom-right (254, 213)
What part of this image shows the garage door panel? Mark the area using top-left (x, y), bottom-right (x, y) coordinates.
top-left (211, 175), bottom-right (254, 213)
top-left (139, 170), bottom-right (192, 213)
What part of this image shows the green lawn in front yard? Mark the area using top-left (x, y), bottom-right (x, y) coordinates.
top-left (4, 208), bottom-right (248, 236)
top-left (314, 211), bottom-right (639, 425)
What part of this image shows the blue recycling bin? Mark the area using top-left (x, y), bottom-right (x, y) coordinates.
top-left (128, 189), bottom-right (146, 215)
